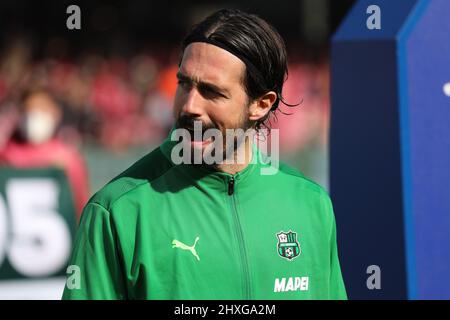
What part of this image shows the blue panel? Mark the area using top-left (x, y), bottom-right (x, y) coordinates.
top-left (334, 0), bottom-right (418, 41)
top-left (333, 0), bottom-right (450, 299)
top-left (330, 40), bottom-right (408, 299)
top-left (399, 0), bottom-right (450, 299)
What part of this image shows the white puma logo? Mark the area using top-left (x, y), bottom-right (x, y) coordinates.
top-left (172, 236), bottom-right (200, 261)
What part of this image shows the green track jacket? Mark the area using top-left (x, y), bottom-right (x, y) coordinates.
top-left (62, 135), bottom-right (347, 300)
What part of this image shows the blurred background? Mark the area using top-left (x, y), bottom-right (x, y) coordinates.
top-left (0, 0), bottom-right (355, 299)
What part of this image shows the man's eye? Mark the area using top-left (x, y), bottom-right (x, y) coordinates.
top-left (177, 79), bottom-right (190, 89)
top-left (199, 86), bottom-right (221, 99)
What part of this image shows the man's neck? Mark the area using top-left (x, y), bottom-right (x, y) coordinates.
top-left (215, 137), bottom-right (253, 175)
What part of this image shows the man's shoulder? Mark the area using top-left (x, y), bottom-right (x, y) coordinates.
top-left (275, 162), bottom-right (335, 224)
top-left (89, 146), bottom-right (174, 210)
top-left (275, 161), bottom-right (329, 198)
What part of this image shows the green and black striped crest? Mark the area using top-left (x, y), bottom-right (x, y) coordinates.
top-left (276, 230), bottom-right (301, 261)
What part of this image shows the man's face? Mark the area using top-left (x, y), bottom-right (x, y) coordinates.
top-left (173, 42), bottom-right (253, 162)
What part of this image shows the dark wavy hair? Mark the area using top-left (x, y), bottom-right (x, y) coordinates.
top-left (181, 9), bottom-right (297, 132)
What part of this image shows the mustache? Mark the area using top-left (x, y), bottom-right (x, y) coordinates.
top-left (175, 115), bottom-right (217, 133)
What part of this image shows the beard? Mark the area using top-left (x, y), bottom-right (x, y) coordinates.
top-left (174, 109), bottom-right (254, 168)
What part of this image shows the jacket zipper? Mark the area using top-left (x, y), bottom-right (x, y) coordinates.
top-left (228, 176), bottom-right (251, 299)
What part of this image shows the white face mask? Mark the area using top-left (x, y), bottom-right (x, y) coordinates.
top-left (23, 109), bottom-right (57, 144)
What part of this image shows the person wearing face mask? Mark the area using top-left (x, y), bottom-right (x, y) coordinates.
top-left (0, 88), bottom-right (90, 221)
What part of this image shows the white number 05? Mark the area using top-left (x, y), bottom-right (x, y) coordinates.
top-left (0, 178), bottom-right (71, 277)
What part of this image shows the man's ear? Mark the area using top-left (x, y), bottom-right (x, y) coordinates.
top-left (248, 91), bottom-right (277, 122)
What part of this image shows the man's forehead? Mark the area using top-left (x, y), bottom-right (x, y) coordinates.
top-left (180, 42), bottom-right (246, 85)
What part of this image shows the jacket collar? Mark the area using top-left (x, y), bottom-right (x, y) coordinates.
top-left (159, 128), bottom-right (265, 192)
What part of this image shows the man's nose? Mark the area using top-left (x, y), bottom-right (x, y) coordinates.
top-left (181, 87), bottom-right (203, 117)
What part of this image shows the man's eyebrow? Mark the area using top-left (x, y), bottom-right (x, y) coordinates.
top-left (176, 71), bottom-right (230, 98)
top-left (176, 72), bottom-right (190, 81)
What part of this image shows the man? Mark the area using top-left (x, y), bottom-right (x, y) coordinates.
top-left (63, 9), bottom-right (346, 299)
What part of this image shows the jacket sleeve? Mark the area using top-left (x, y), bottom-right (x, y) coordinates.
top-left (62, 202), bottom-right (127, 299)
top-left (324, 195), bottom-right (348, 300)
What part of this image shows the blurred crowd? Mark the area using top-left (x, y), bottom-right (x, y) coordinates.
top-left (0, 39), bottom-right (179, 152)
top-left (0, 38), bottom-right (331, 154)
